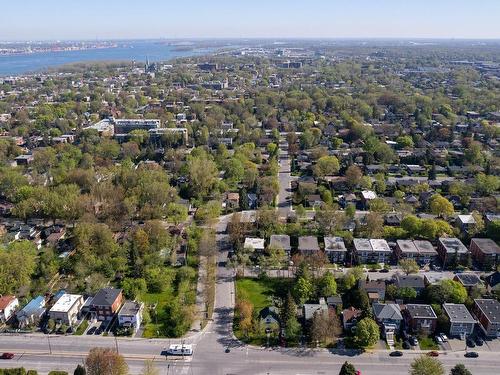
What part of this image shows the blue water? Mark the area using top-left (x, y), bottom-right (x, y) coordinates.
top-left (0, 41), bottom-right (214, 76)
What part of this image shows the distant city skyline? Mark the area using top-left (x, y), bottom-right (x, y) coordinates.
top-left (2, 0), bottom-right (500, 41)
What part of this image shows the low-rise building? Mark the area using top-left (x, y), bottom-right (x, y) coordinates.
top-left (244, 237), bottom-right (265, 251)
top-left (49, 293), bottom-right (84, 326)
top-left (443, 303), bottom-right (476, 337)
top-left (472, 299), bottom-right (500, 338)
top-left (394, 274), bottom-right (425, 295)
top-left (0, 295), bottom-right (19, 323)
top-left (269, 235), bottom-right (291, 256)
top-left (373, 303), bottom-right (403, 344)
top-left (298, 236), bottom-right (320, 256)
top-left (342, 306), bottom-right (362, 331)
top-left (324, 237), bottom-right (347, 263)
top-left (303, 298), bottom-right (328, 321)
top-left (413, 240), bottom-right (438, 265)
top-left (359, 279), bottom-right (386, 302)
top-left (16, 296), bottom-right (46, 328)
top-left (470, 238), bottom-right (500, 270)
top-left (404, 304), bottom-right (437, 334)
top-left (118, 300), bottom-right (143, 333)
top-left (90, 288), bottom-right (123, 321)
top-left (453, 273), bottom-right (483, 291)
top-left (369, 239), bottom-right (391, 264)
top-left (437, 237), bottom-right (469, 268)
top-left (396, 240), bottom-right (419, 260)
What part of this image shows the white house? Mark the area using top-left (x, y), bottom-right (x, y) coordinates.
top-left (118, 301), bottom-right (143, 333)
top-left (49, 293), bottom-right (84, 326)
top-left (0, 295), bottom-right (19, 323)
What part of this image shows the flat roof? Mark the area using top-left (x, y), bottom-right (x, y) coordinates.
top-left (439, 238), bottom-right (468, 254)
top-left (353, 238), bottom-right (372, 251)
top-left (474, 299), bottom-right (500, 323)
top-left (370, 239), bottom-right (391, 252)
top-left (50, 294), bottom-right (82, 313)
top-left (244, 237), bottom-right (265, 250)
top-left (414, 240), bottom-right (437, 255)
top-left (269, 235), bottom-right (291, 251)
top-left (471, 238), bottom-right (500, 255)
top-left (298, 236), bottom-right (320, 251)
top-left (443, 303), bottom-right (476, 323)
top-left (118, 301), bottom-right (142, 316)
top-left (324, 237), bottom-right (347, 252)
top-left (406, 304), bottom-right (437, 319)
top-left (397, 240), bottom-right (418, 254)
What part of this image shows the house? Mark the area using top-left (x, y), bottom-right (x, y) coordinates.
top-left (298, 236), bottom-right (320, 256)
top-left (453, 273), bottom-right (483, 291)
top-left (359, 279), bottom-right (386, 302)
top-left (16, 296), bottom-right (46, 328)
top-left (342, 306), bottom-right (362, 331)
top-left (269, 235), bottom-right (291, 256)
top-left (443, 303), bottom-right (476, 338)
top-left (437, 237), bottom-right (469, 268)
top-left (118, 301), bottom-right (143, 333)
top-left (224, 192), bottom-right (240, 210)
top-left (485, 271), bottom-right (500, 294)
top-left (470, 238), bottom-right (500, 270)
top-left (373, 303), bottom-right (403, 343)
top-left (353, 238), bottom-right (372, 264)
top-left (413, 240), bottom-right (438, 265)
top-left (90, 288), bottom-right (123, 321)
top-left (472, 299), bottom-right (500, 338)
top-left (394, 274), bottom-right (425, 295)
top-left (396, 240), bottom-right (419, 261)
top-left (324, 237), bottom-right (347, 263)
top-left (457, 215), bottom-right (476, 232)
top-left (0, 295), bottom-right (19, 323)
top-left (326, 296), bottom-right (343, 311)
top-left (369, 239), bottom-right (391, 264)
top-left (258, 306), bottom-right (280, 327)
top-left (361, 190), bottom-right (377, 209)
top-left (404, 304), bottom-right (437, 334)
top-left (303, 298), bottom-right (328, 321)
top-left (244, 237), bottom-right (265, 252)
top-left (48, 293), bottom-right (84, 326)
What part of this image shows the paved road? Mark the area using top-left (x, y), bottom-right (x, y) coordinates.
top-left (0, 215), bottom-right (498, 374)
top-left (277, 139), bottom-right (295, 220)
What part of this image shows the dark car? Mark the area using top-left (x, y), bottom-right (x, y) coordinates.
top-left (390, 351), bottom-right (403, 357)
top-left (466, 339), bottom-right (475, 348)
top-left (87, 327), bottom-right (97, 335)
top-left (403, 341), bottom-right (411, 350)
top-left (95, 328), bottom-right (103, 335)
top-left (0, 353), bottom-right (14, 360)
top-left (464, 352), bottom-right (479, 358)
top-left (427, 351), bottom-right (439, 357)
top-left (379, 268), bottom-right (390, 273)
top-left (475, 337), bottom-right (484, 346)
top-left (410, 337), bottom-right (418, 346)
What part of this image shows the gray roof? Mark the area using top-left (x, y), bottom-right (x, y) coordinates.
top-left (439, 237), bottom-right (468, 254)
top-left (269, 235), bottom-right (291, 251)
top-left (353, 238), bottom-right (372, 251)
top-left (373, 303), bottom-right (403, 321)
top-left (395, 275), bottom-right (425, 289)
top-left (474, 299), bottom-right (500, 323)
top-left (406, 304), bottom-right (437, 319)
top-left (471, 238), bottom-right (500, 255)
top-left (92, 288), bottom-right (122, 307)
top-left (397, 240), bottom-right (418, 254)
top-left (414, 240), bottom-right (437, 255)
top-left (118, 301), bottom-right (142, 317)
top-left (324, 237), bottom-right (347, 252)
top-left (455, 273), bottom-right (482, 287)
top-left (303, 303), bottom-right (328, 320)
top-left (298, 236), bottom-right (320, 251)
top-left (443, 303), bottom-right (476, 324)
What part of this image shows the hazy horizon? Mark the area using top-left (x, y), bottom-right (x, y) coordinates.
top-left (2, 0), bottom-right (500, 41)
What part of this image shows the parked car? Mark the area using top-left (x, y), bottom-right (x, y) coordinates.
top-left (390, 351), bottom-right (403, 357)
top-left (427, 351), bottom-right (439, 357)
top-left (475, 337), bottom-right (484, 346)
top-left (439, 333), bottom-right (448, 342)
top-left (435, 336), bottom-right (443, 344)
top-left (95, 328), bottom-right (103, 335)
top-left (0, 353), bottom-right (14, 360)
top-left (410, 337), bottom-right (419, 346)
top-left (466, 338), bottom-right (475, 348)
top-left (87, 327), bottom-right (97, 335)
top-left (464, 352), bottom-right (479, 358)
top-left (402, 341), bottom-right (411, 350)
top-left (379, 268), bottom-right (390, 273)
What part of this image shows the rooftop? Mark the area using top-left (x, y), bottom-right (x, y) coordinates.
top-left (397, 240), bottom-right (418, 254)
top-left (370, 239), bottom-right (391, 252)
top-left (298, 236), bottom-right (320, 251)
top-left (269, 235), bottom-right (291, 251)
top-left (92, 288), bottom-right (122, 307)
top-left (353, 238), bottom-right (372, 251)
top-left (439, 237), bottom-right (468, 254)
top-left (474, 299), bottom-right (500, 323)
top-left (118, 301), bottom-right (142, 317)
top-left (443, 303), bottom-right (476, 323)
top-left (406, 304), bottom-right (437, 319)
top-left (455, 273), bottom-right (482, 287)
top-left (0, 295), bottom-right (17, 310)
top-left (413, 240), bottom-right (437, 255)
top-left (49, 294), bottom-right (82, 313)
top-left (324, 237), bottom-right (347, 252)
top-left (373, 303), bottom-right (403, 321)
top-left (471, 238), bottom-right (500, 255)
top-left (244, 237), bottom-right (265, 250)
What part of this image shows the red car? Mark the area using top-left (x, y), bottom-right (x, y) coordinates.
top-left (1, 353), bottom-right (14, 360)
top-left (427, 351), bottom-right (439, 357)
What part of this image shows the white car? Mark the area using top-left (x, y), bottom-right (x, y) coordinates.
top-left (435, 336), bottom-right (443, 344)
top-left (439, 333), bottom-right (448, 342)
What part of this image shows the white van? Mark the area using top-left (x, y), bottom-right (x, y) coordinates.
top-left (166, 344), bottom-right (193, 356)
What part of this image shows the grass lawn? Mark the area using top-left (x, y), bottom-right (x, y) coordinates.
top-left (74, 319), bottom-right (88, 336)
top-left (419, 336), bottom-right (439, 350)
top-left (141, 289), bottom-right (174, 338)
top-left (234, 277), bottom-right (293, 345)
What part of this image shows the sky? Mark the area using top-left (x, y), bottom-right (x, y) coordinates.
top-left (2, 0), bottom-right (500, 41)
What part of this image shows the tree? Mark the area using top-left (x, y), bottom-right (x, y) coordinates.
top-left (345, 165), bottom-right (363, 187)
top-left (339, 361), bottom-right (357, 375)
top-left (313, 156), bottom-right (340, 178)
top-left (85, 348), bottom-right (128, 375)
top-left (362, 212), bottom-right (384, 238)
top-left (427, 280), bottom-right (467, 304)
top-left (292, 275), bottom-right (314, 305)
top-left (74, 365), bottom-right (86, 375)
top-left (399, 259), bottom-right (419, 275)
top-left (0, 240), bottom-right (37, 294)
top-left (429, 194), bottom-right (454, 218)
top-left (396, 287), bottom-right (417, 301)
top-left (409, 355), bottom-right (444, 375)
top-left (352, 317), bottom-right (379, 348)
top-left (186, 152), bottom-right (219, 200)
top-left (310, 310), bottom-right (342, 346)
top-left (319, 272), bottom-right (337, 297)
top-left (236, 299), bottom-right (254, 337)
top-left (450, 364), bottom-right (472, 375)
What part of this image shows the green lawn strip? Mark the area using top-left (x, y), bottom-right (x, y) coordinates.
top-left (74, 319), bottom-right (88, 335)
top-left (418, 336), bottom-right (439, 350)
